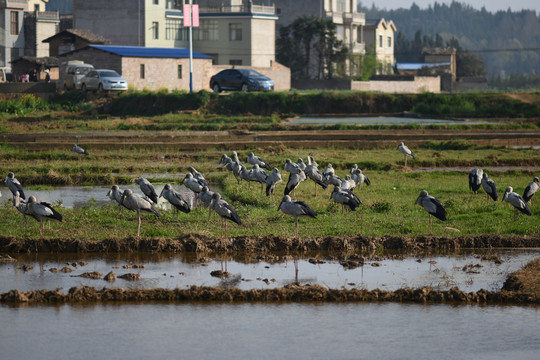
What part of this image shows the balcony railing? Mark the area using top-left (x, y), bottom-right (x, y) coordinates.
top-left (326, 10), bottom-right (366, 25)
top-left (36, 11), bottom-right (60, 20)
top-left (199, 4), bottom-right (275, 15)
top-left (0, 0), bottom-right (27, 9)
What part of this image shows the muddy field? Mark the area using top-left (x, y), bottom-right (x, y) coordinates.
top-left (1, 234), bottom-right (539, 305)
top-left (2, 234), bottom-right (540, 254)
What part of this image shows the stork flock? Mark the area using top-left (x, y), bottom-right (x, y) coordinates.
top-left (3, 142), bottom-right (537, 239)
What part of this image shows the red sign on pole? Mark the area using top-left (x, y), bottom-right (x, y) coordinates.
top-left (183, 4), bottom-right (199, 27)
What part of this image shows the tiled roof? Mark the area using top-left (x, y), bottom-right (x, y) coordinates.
top-left (43, 29), bottom-right (111, 44)
top-left (87, 45), bottom-right (214, 59)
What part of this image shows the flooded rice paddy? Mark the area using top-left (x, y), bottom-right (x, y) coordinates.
top-left (1, 250), bottom-right (537, 293)
top-left (289, 116), bottom-right (491, 126)
top-left (1, 301), bottom-right (538, 360)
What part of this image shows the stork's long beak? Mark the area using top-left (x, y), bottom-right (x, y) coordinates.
top-left (277, 199), bottom-right (283, 211)
top-left (120, 194), bottom-right (126, 204)
top-left (159, 188), bottom-right (164, 198)
top-left (106, 189), bottom-right (112, 197)
top-left (502, 191), bottom-right (509, 201)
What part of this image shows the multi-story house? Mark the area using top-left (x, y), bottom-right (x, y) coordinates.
top-left (0, 0), bottom-right (28, 69)
top-left (72, 0), bottom-right (277, 67)
top-left (363, 18), bottom-right (396, 75)
top-left (24, 0), bottom-right (60, 58)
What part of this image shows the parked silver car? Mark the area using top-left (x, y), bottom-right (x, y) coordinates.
top-left (80, 69), bottom-right (128, 93)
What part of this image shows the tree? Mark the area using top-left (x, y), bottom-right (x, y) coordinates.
top-left (276, 16), bottom-right (349, 80)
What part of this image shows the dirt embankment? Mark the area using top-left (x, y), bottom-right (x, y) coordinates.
top-left (1, 283), bottom-right (538, 306)
top-left (1, 234), bottom-right (539, 254)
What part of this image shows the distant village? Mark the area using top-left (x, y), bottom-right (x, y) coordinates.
top-left (0, 0), bottom-right (479, 94)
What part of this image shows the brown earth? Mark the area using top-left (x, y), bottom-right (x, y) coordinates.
top-left (1, 283), bottom-right (537, 306)
top-left (3, 126), bottom-right (540, 151)
top-left (1, 234), bottom-right (539, 255)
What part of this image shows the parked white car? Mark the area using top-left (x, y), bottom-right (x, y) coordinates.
top-left (80, 69), bottom-right (128, 93)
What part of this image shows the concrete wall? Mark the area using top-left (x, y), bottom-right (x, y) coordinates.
top-left (73, 0), bottom-right (143, 46)
top-left (352, 76), bottom-right (440, 93)
top-left (122, 57), bottom-right (213, 91)
top-left (292, 76), bottom-right (440, 93)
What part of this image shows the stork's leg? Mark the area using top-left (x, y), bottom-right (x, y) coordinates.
top-left (404, 155), bottom-right (408, 168)
top-left (225, 220), bottom-right (228, 238)
top-left (429, 214), bottom-right (433, 235)
top-left (260, 183), bottom-right (264, 196)
top-left (513, 208), bottom-right (519, 220)
top-left (208, 207), bottom-right (212, 222)
top-left (315, 183), bottom-right (318, 197)
top-left (294, 258), bottom-right (299, 283)
top-left (137, 211), bottom-right (141, 238)
top-left (295, 217), bottom-right (299, 238)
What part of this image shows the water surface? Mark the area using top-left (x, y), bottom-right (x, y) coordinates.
top-left (1, 302), bottom-right (538, 360)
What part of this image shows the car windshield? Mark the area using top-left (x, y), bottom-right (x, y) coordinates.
top-left (99, 71), bottom-right (121, 78)
top-left (238, 69), bottom-right (263, 77)
top-left (77, 67), bottom-right (93, 75)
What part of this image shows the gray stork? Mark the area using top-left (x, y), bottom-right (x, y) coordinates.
top-left (340, 175), bottom-right (356, 192)
top-left (210, 193), bottom-right (242, 238)
top-left (159, 183), bottom-right (190, 214)
top-left (249, 164), bottom-right (268, 195)
top-left (307, 155), bottom-right (319, 168)
top-left (398, 142), bottom-right (415, 167)
top-left (415, 190), bottom-right (447, 235)
top-left (12, 191), bottom-right (29, 228)
top-left (72, 144), bottom-right (88, 160)
top-left (284, 158), bottom-right (300, 174)
top-left (523, 177), bottom-right (539, 203)
top-left (351, 168), bottom-right (371, 187)
top-left (322, 163), bottom-right (335, 179)
top-left (296, 158), bottom-right (306, 171)
top-left (106, 184), bottom-right (125, 213)
top-left (134, 177), bottom-right (159, 204)
top-left (121, 189), bottom-right (160, 238)
top-left (5, 172), bottom-right (25, 200)
top-left (188, 166), bottom-right (208, 187)
top-left (239, 164), bottom-right (252, 187)
top-left (284, 167), bottom-right (306, 198)
top-left (183, 173), bottom-right (204, 194)
top-left (25, 196), bottom-right (63, 238)
top-left (481, 172), bottom-right (498, 201)
top-left (305, 158), bottom-right (327, 196)
top-left (199, 186), bottom-right (216, 220)
top-left (331, 185), bottom-right (362, 214)
top-left (278, 195), bottom-right (317, 238)
top-left (502, 186), bottom-right (531, 219)
top-left (247, 151), bottom-right (271, 170)
top-left (266, 167), bottom-right (283, 200)
top-left (469, 168), bottom-right (483, 194)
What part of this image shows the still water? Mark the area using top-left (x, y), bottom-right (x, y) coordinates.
top-left (0, 183), bottom-right (197, 209)
top-left (1, 302), bottom-right (538, 359)
top-left (1, 250), bottom-right (538, 293)
top-left (289, 116), bottom-right (490, 126)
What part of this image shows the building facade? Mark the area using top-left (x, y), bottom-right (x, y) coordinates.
top-left (0, 0), bottom-right (27, 69)
top-left (363, 18), bottom-right (396, 75)
top-left (72, 0), bottom-right (277, 67)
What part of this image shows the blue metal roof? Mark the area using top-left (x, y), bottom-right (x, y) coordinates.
top-left (88, 45), bottom-right (213, 59)
top-left (396, 62), bottom-right (451, 70)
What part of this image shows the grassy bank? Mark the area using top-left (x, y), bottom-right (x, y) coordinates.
top-left (2, 170), bottom-right (539, 240)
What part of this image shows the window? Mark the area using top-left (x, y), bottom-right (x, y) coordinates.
top-left (229, 59), bottom-right (242, 66)
top-left (152, 22), bottom-right (159, 39)
top-left (153, 0), bottom-right (159, 4)
top-left (140, 64), bottom-right (145, 79)
top-left (166, 19), bottom-right (184, 40)
top-left (34, 4), bottom-right (40, 11)
top-left (379, 35), bottom-right (383, 48)
top-left (177, 65), bottom-right (182, 79)
top-left (387, 36), bottom-right (392, 48)
top-left (276, 8), bottom-right (282, 15)
top-left (10, 11), bottom-right (19, 35)
top-left (337, 0), bottom-right (346, 12)
top-left (229, 23), bottom-right (242, 41)
top-left (195, 20), bottom-right (218, 41)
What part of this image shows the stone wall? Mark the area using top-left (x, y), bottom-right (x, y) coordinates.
top-left (292, 76), bottom-right (440, 93)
